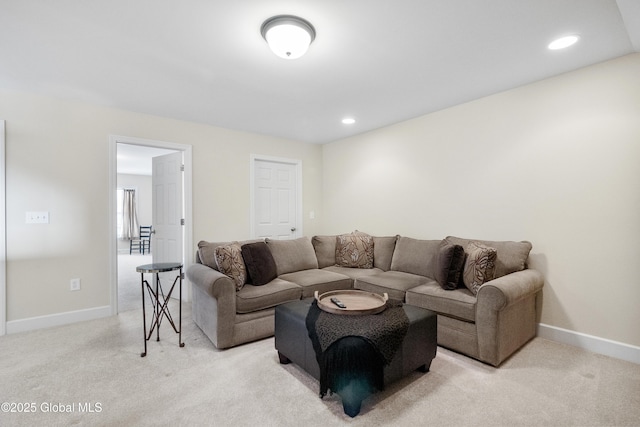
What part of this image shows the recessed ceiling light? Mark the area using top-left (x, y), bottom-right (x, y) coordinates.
top-left (548, 35), bottom-right (580, 50)
top-left (341, 118), bottom-right (356, 125)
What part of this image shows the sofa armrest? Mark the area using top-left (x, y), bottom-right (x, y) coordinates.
top-left (187, 263), bottom-right (235, 298)
top-left (477, 269), bottom-right (544, 311)
top-left (475, 269), bottom-right (544, 366)
top-left (186, 263), bottom-right (237, 348)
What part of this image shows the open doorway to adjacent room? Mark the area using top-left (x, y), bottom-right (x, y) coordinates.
top-left (116, 143), bottom-right (177, 311)
top-left (109, 136), bottom-right (193, 315)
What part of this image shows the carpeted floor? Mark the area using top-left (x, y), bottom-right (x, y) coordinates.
top-left (118, 253), bottom-right (152, 312)
top-left (0, 302), bottom-right (639, 427)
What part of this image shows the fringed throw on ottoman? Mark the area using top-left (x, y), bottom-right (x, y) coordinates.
top-left (305, 299), bottom-right (409, 416)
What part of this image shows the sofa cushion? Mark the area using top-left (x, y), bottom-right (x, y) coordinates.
top-left (355, 271), bottom-right (431, 301)
top-left (279, 269), bottom-right (352, 298)
top-left (214, 242), bottom-right (247, 291)
top-left (434, 240), bottom-right (465, 290)
top-left (197, 240), bottom-right (227, 270)
top-left (445, 236), bottom-right (532, 278)
top-left (235, 278), bottom-right (302, 314)
top-left (266, 237), bottom-right (319, 275)
top-left (313, 234), bottom-right (398, 271)
top-left (335, 231), bottom-right (374, 268)
top-left (373, 235), bottom-right (398, 271)
top-left (323, 265), bottom-right (384, 280)
top-left (312, 235), bottom-right (337, 268)
top-left (405, 281), bottom-right (477, 322)
top-left (241, 242), bottom-right (278, 286)
top-left (390, 237), bottom-right (441, 278)
top-left (462, 242), bottom-right (497, 295)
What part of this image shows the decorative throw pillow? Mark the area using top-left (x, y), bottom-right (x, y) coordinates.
top-left (214, 242), bottom-right (247, 291)
top-left (241, 242), bottom-right (277, 286)
top-left (335, 231), bottom-right (374, 269)
top-left (434, 240), bottom-right (466, 290)
top-left (462, 242), bottom-right (497, 295)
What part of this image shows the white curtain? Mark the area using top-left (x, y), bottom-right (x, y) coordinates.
top-left (121, 189), bottom-right (139, 240)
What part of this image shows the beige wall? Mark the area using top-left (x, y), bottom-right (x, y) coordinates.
top-left (322, 54), bottom-right (640, 347)
top-left (1, 91), bottom-right (323, 321)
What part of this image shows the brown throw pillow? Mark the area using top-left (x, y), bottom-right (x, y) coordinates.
top-left (434, 240), bottom-right (465, 290)
top-left (241, 242), bottom-right (278, 286)
top-left (214, 242), bottom-right (247, 291)
top-left (462, 242), bottom-right (497, 295)
top-left (335, 231), bottom-right (374, 269)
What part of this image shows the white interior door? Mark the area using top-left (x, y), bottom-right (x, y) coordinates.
top-left (254, 159), bottom-right (298, 240)
top-left (152, 152), bottom-right (183, 264)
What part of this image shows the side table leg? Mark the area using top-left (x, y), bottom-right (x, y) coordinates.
top-left (179, 267), bottom-right (185, 348)
top-left (141, 272), bottom-right (147, 357)
top-left (155, 273), bottom-right (160, 342)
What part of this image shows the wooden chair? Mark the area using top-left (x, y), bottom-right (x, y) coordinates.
top-left (130, 226), bottom-right (152, 254)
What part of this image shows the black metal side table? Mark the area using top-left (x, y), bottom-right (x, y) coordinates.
top-left (136, 262), bottom-right (185, 357)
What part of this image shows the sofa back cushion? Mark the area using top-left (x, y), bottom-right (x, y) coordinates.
top-left (390, 237), bottom-right (441, 278)
top-left (266, 236), bottom-right (319, 275)
top-left (373, 235), bottom-right (398, 271)
top-left (197, 239), bottom-right (262, 271)
top-left (445, 236), bottom-right (532, 279)
top-left (313, 234), bottom-right (399, 271)
top-left (312, 235), bottom-right (337, 268)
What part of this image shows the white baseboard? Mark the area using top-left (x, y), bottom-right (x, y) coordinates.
top-left (538, 323), bottom-right (640, 365)
top-left (6, 305), bottom-right (112, 335)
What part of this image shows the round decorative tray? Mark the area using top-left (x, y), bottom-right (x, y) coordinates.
top-left (314, 289), bottom-right (388, 315)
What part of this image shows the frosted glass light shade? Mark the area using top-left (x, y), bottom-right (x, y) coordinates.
top-left (261, 15), bottom-right (316, 59)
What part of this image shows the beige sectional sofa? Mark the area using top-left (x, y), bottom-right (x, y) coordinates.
top-left (187, 233), bottom-right (544, 366)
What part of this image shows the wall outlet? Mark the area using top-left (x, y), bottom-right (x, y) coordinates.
top-left (70, 278), bottom-right (81, 291)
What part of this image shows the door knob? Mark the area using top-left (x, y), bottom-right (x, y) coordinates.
top-left (291, 227), bottom-right (296, 232)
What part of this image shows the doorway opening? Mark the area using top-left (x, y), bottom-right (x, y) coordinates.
top-left (108, 135), bottom-right (193, 315)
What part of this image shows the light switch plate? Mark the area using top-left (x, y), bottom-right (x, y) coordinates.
top-left (26, 211), bottom-right (49, 224)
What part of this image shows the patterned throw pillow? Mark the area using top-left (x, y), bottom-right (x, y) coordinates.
top-left (462, 242), bottom-right (497, 295)
top-left (214, 242), bottom-right (247, 291)
top-left (335, 231), bottom-right (374, 269)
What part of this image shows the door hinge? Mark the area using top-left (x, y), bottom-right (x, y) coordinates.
top-left (180, 164), bottom-right (185, 172)
top-left (181, 218), bottom-right (185, 226)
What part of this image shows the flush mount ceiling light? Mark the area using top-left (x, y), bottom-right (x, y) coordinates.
top-left (341, 118), bottom-right (356, 125)
top-left (261, 15), bottom-right (316, 59)
top-left (548, 35), bottom-right (580, 50)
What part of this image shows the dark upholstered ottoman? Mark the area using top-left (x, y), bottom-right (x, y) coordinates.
top-left (275, 299), bottom-right (437, 416)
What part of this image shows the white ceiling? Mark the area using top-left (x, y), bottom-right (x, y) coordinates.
top-left (1, 1), bottom-right (639, 144)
